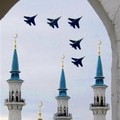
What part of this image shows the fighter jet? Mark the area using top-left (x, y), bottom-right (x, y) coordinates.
top-left (71, 56), bottom-right (85, 67)
top-left (68, 16), bottom-right (82, 28)
top-left (69, 38), bottom-right (83, 50)
top-left (47, 17), bottom-right (61, 28)
top-left (24, 14), bottom-right (37, 26)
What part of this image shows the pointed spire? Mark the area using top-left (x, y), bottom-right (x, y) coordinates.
top-left (96, 41), bottom-right (103, 77)
top-left (95, 41), bottom-right (104, 85)
top-left (96, 55), bottom-right (103, 77)
top-left (98, 41), bottom-right (101, 55)
top-left (58, 56), bottom-right (67, 96)
top-left (10, 34), bottom-right (20, 80)
top-left (14, 34), bottom-right (17, 49)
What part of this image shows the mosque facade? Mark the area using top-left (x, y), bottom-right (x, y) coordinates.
top-left (5, 39), bottom-right (109, 120)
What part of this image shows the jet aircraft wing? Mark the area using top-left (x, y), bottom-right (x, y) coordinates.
top-left (74, 63), bottom-right (79, 67)
top-left (28, 22), bottom-right (31, 26)
top-left (79, 60), bottom-right (83, 67)
top-left (51, 24), bottom-right (55, 28)
top-left (55, 23), bottom-right (59, 28)
top-left (32, 20), bottom-right (36, 25)
top-left (77, 44), bottom-right (81, 49)
top-left (76, 22), bottom-right (80, 28)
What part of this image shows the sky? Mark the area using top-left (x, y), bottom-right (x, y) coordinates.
top-left (0, 0), bottom-right (112, 120)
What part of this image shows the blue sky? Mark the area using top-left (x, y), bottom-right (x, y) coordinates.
top-left (1, 0), bottom-right (112, 120)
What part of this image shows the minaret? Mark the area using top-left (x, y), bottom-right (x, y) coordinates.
top-left (90, 41), bottom-right (109, 120)
top-left (5, 35), bottom-right (25, 120)
top-left (53, 56), bottom-right (72, 120)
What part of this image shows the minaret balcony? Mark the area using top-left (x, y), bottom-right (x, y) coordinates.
top-left (90, 103), bottom-right (110, 110)
top-left (5, 98), bottom-right (26, 106)
top-left (54, 113), bottom-right (72, 119)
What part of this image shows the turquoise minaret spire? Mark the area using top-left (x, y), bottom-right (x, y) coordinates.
top-left (94, 42), bottom-right (104, 85)
top-left (10, 37), bottom-right (20, 80)
top-left (58, 60), bottom-right (67, 97)
top-left (90, 41), bottom-right (109, 120)
top-left (5, 34), bottom-right (25, 120)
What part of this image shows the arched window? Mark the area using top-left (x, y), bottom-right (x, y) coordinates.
top-left (16, 91), bottom-right (19, 102)
top-left (101, 96), bottom-right (103, 106)
top-left (60, 106), bottom-right (62, 116)
top-left (94, 96), bottom-right (96, 104)
top-left (97, 96), bottom-right (99, 105)
top-left (12, 91), bottom-right (14, 102)
top-left (64, 106), bottom-right (66, 116)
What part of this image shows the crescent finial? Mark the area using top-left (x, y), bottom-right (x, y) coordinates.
top-left (14, 33), bottom-right (18, 39)
top-left (98, 40), bottom-right (102, 46)
top-left (14, 33), bottom-right (18, 49)
top-left (62, 55), bottom-right (65, 68)
top-left (39, 101), bottom-right (43, 108)
top-left (98, 41), bottom-right (102, 55)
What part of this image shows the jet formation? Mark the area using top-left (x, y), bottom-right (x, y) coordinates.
top-left (68, 16), bottom-right (82, 28)
top-left (47, 17), bottom-right (61, 28)
top-left (23, 15), bottom-right (83, 28)
top-left (69, 38), bottom-right (83, 50)
top-left (24, 14), bottom-right (37, 26)
top-left (23, 14), bottom-right (84, 67)
top-left (71, 57), bottom-right (85, 67)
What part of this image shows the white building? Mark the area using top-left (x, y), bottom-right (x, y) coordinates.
top-left (53, 59), bottom-right (72, 120)
top-left (5, 40), bottom-right (25, 120)
top-left (90, 45), bottom-right (109, 120)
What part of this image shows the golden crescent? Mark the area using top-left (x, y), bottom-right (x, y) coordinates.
top-left (98, 41), bottom-right (102, 45)
top-left (62, 55), bottom-right (65, 60)
top-left (14, 33), bottom-right (18, 39)
top-left (39, 101), bottom-right (43, 108)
